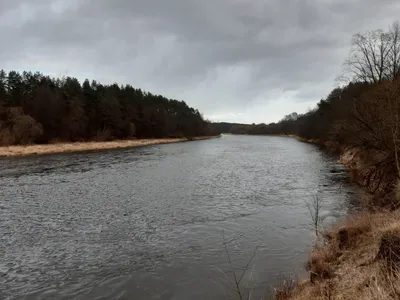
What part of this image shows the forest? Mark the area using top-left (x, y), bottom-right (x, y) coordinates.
top-left (0, 71), bottom-right (219, 145)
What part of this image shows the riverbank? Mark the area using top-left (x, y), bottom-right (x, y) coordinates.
top-left (276, 139), bottom-right (400, 300)
top-left (0, 136), bottom-right (220, 157)
top-left (278, 211), bottom-right (400, 300)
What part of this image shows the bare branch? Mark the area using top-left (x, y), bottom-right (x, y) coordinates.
top-left (342, 23), bottom-right (400, 83)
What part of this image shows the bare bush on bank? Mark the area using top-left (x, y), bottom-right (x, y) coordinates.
top-left (307, 194), bottom-right (325, 238)
top-left (334, 80), bottom-right (400, 198)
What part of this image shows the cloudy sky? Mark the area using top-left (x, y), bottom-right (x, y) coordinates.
top-left (1, 0), bottom-right (400, 123)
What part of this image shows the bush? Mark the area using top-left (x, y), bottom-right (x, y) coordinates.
top-left (11, 114), bottom-right (43, 144)
top-left (0, 107), bottom-right (43, 145)
top-left (0, 127), bottom-right (15, 145)
top-left (376, 231), bottom-right (400, 271)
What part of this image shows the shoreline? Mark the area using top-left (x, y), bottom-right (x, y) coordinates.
top-left (0, 136), bottom-right (220, 158)
top-left (276, 136), bottom-right (399, 299)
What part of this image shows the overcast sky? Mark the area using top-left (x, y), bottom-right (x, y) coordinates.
top-left (1, 0), bottom-right (400, 124)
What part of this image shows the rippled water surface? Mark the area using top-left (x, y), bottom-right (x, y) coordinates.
top-left (0, 135), bottom-right (360, 299)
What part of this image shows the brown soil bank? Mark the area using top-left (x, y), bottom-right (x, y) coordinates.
top-left (0, 136), bottom-right (220, 157)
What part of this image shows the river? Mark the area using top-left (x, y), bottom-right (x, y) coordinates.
top-left (0, 135), bottom-right (360, 300)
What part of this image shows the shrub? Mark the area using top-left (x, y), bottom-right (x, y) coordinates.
top-left (11, 114), bottom-right (43, 144)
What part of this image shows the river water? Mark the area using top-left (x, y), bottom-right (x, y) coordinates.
top-left (0, 135), bottom-right (360, 300)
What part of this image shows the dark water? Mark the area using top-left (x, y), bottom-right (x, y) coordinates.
top-left (0, 135), bottom-right (360, 300)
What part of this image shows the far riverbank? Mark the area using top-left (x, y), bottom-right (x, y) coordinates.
top-left (0, 136), bottom-right (220, 157)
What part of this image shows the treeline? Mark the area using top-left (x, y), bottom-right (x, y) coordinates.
top-left (217, 81), bottom-right (370, 140)
top-left (213, 122), bottom-right (250, 134)
top-left (219, 21), bottom-right (400, 145)
top-left (0, 71), bottom-right (219, 145)
top-left (219, 22), bottom-right (400, 197)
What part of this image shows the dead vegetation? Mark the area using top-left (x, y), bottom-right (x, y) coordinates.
top-left (275, 212), bottom-right (400, 300)
top-left (0, 136), bottom-right (218, 157)
top-left (275, 277), bottom-right (298, 300)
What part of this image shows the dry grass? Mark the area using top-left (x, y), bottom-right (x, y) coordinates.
top-left (275, 211), bottom-right (400, 300)
top-left (0, 136), bottom-right (219, 157)
top-left (275, 277), bottom-right (298, 300)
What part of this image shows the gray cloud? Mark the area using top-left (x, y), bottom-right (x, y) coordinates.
top-left (1, 0), bottom-right (400, 123)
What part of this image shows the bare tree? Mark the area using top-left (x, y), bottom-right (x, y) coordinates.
top-left (336, 80), bottom-right (400, 197)
top-left (342, 22), bottom-right (400, 84)
top-left (385, 80), bottom-right (400, 178)
top-left (351, 81), bottom-right (400, 155)
top-left (389, 21), bottom-right (400, 80)
top-left (343, 29), bottom-right (391, 83)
